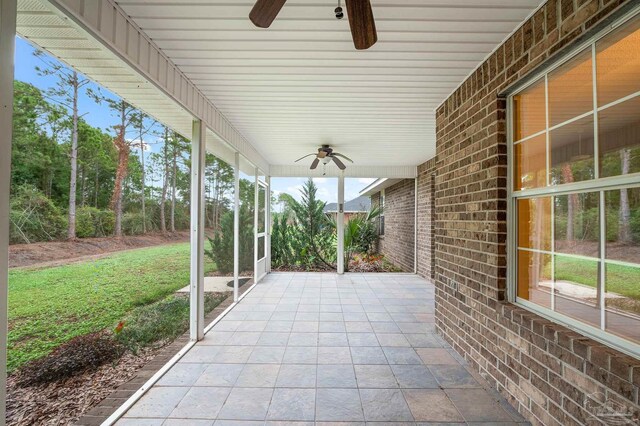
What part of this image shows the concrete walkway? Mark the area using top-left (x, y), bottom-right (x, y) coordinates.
top-left (116, 273), bottom-right (528, 425)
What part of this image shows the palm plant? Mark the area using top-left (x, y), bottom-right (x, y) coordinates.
top-left (328, 205), bottom-right (381, 272)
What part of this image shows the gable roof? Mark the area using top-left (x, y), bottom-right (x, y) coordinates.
top-left (324, 196), bottom-right (371, 214)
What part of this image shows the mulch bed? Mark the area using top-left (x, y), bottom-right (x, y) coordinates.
top-left (6, 349), bottom-right (157, 426)
top-left (5, 287), bottom-right (245, 426)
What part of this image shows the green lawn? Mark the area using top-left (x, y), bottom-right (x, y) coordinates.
top-left (554, 256), bottom-right (640, 299)
top-left (8, 243), bottom-right (217, 372)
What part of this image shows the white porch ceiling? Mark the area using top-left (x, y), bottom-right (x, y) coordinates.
top-left (116, 0), bottom-right (544, 167)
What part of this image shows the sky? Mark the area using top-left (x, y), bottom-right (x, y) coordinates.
top-left (14, 36), bottom-right (375, 203)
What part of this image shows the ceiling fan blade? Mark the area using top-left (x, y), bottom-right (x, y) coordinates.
top-left (310, 158), bottom-right (320, 170)
top-left (249, 0), bottom-right (287, 28)
top-left (332, 156), bottom-right (347, 170)
top-left (295, 153), bottom-right (317, 162)
top-left (345, 0), bottom-right (378, 50)
top-left (332, 152), bottom-right (354, 163)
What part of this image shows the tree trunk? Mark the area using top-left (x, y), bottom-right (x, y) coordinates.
top-left (160, 128), bottom-right (169, 233)
top-left (170, 140), bottom-right (177, 233)
top-left (139, 122), bottom-right (147, 234)
top-left (111, 102), bottom-right (130, 237)
top-left (94, 168), bottom-right (99, 208)
top-left (80, 164), bottom-right (86, 208)
top-left (619, 148), bottom-right (632, 243)
top-left (562, 164), bottom-right (576, 242)
top-left (67, 71), bottom-right (79, 239)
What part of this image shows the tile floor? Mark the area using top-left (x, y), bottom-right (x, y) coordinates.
top-left (117, 273), bottom-right (529, 425)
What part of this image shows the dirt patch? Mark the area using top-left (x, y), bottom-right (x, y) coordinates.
top-left (555, 240), bottom-right (640, 263)
top-left (9, 231), bottom-right (189, 269)
top-left (6, 348), bottom-right (157, 426)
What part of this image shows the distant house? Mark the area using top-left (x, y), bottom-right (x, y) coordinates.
top-left (323, 195), bottom-right (371, 222)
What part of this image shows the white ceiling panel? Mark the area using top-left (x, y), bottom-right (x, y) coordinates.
top-left (115, 0), bottom-right (543, 168)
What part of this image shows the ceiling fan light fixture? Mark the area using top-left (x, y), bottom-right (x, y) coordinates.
top-left (249, 0), bottom-right (377, 50)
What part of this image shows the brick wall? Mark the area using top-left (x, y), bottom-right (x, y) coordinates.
top-left (416, 159), bottom-right (436, 280)
top-left (423, 1), bottom-right (640, 425)
top-left (372, 179), bottom-right (415, 272)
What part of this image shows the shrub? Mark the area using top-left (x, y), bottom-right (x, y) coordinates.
top-left (16, 332), bottom-right (123, 386)
top-left (9, 185), bottom-right (66, 244)
top-left (75, 207), bottom-right (115, 238)
top-left (122, 212), bottom-right (157, 235)
top-left (206, 207), bottom-right (254, 274)
top-left (115, 293), bottom-right (225, 352)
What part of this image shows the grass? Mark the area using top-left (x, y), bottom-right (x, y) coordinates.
top-left (8, 242), bottom-right (218, 372)
top-left (116, 293), bottom-right (226, 352)
top-left (554, 256), bottom-right (640, 299)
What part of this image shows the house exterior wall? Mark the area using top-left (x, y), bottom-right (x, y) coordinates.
top-left (370, 179), bottom-right (415, 272)
top-left (418, 1), bottom-right (640, 425)
top-left (416, 159), bottom-right (436, 280)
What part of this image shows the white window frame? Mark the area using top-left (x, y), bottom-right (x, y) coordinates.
top-left (507, 5), bottom-right (640, 359)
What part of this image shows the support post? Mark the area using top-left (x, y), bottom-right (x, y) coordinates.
top-left (233, 152), bottom-right (240, 302)
top-left (414, 177), bottom-right (418, 274)
top-left (254, 168), bottom-right (259, 283)
top-left (266, 176), bottom-right (271, 273)
top-left (189, 120), bottom-right (206, 341)
top-left (337, 174), bottom-right (345, 274)
top-left (0, 1), bottom-right (16, 423)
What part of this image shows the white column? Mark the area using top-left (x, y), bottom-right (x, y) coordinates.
top-left (266, 176), bottom-right (272, 273)
top-left (0, 1), bottom-right (16, 423)
top-left (253, 168), bottom-right (259, 282)
top-left (337, 174), bottom-right (345, 274)
top-left (233, 152), bottom-right (240, 302)
top-left (189, 120), bottom-right (206, 341)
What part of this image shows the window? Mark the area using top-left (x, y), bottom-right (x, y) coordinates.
top-left (509, 13), bottom-right (640, 357)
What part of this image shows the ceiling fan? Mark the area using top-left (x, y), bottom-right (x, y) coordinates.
top-left (295, 145), bottom-right (354, 172)
top-left (249, 0), bottom-right (378, 50)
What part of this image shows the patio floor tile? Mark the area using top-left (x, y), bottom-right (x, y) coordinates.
top-left (317, 364), bottom-right (357, 388)
top-left (194, 364), bottom-right (243, 387)
top-left (416, 348), bottom-right (460, 365)
top-left (402, 389), bottom-right (464, 422)
top-left (276, 364), bottom-right (317, 387)
top-left (391, 364), bottom-right (439, 389)
top-left (211, 346), bottom-right (253, 363)
top-left (120, 273), bottom-right (526, 425)
top-left (248, 346), bottom-right (286, 363)
top-left (344, 321), bottom-right (373, 332)
top-left (318, 332), bottom-right (349, 347)
top-left (282, 346), bottom-right (318, 364)
top-left (382, 347), bottom-right (423, 364)
top-left (317, 346), bottom-right (352, 364)
top-left (350, 346), bottom-right (388, 364)
top-left (360, 388), bottom-right (413, 422)
top-left (157, 363), bottom-right (208, 387)
top-left (429, 365), bottom-right (481, 388)
top-left (168, 387), bottom-right (230, 419)
top-left (257, 332), bottom-right (291, 346)
top-left (217, 387), bottom-right (274, 420)
top-left (315, 388), bottom-right (364, 421)
top-left (288, 332), bottom-right (319, 346)
top-left (446, 388), bottom-right (515, 422)
top-left (267, 388), bottom-right (316, 421)
top-left (354, 364), bottom-right (398, 388)
top-left (124, 387), bottom-right (189, 418)
top-left (235, 363), bottom-right (280, 387)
